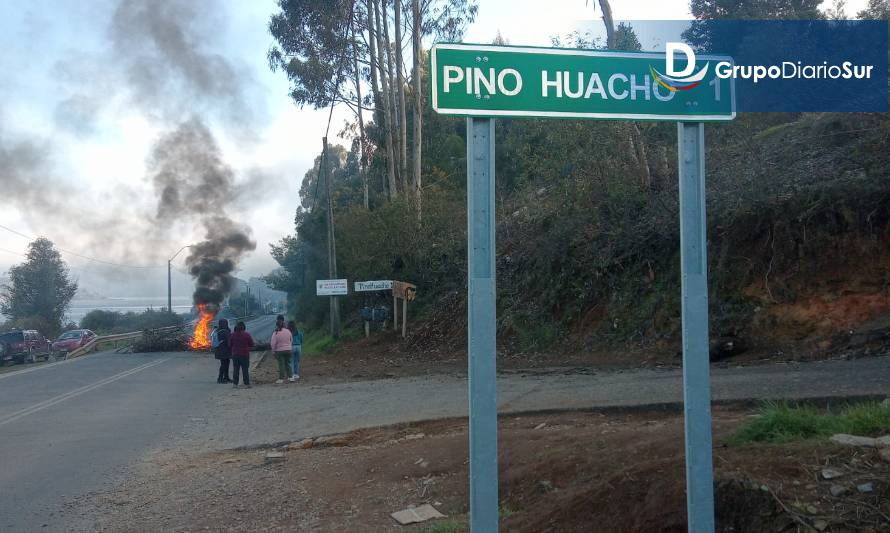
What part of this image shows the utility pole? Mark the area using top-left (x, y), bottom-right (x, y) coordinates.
top-left (168, 245), bottom-right (192, 314)
top-left (168, 261), bottom-right (172, 314)
top-left (322, 136), bottom-right (341, 338)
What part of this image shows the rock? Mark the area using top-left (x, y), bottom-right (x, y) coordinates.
top-left (264, 451), bottom-right (286, 463)
top-left (813, 519), bottom-right (829, 531)
top-left (821, 467), bottom-right (844, 480)
top-left (390, 504), bottom-right (446, 525)
top-left (404, 433), bottom-right (425, 441)
top-left (829, 484), bottom-right (849, 497)
top-left (533, 423), bottom-right (547, 430)
top-left (876, 435), bottom-right (890, 448)
top-left (288, 438), bottom-right (315, 450)
top-left (806, 505), bottom-right (818, 515)
top-left (857, 482), bottom-right (874, 493)
top-left (314, 434), bottom-right (350, 447)
top-left (709, 336), bottom-right (748, 361)
top-left (879, 448), bottom-right (890, 462)
top-left (830, 434), bottom-right (877, 447)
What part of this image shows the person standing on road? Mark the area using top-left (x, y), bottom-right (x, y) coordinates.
top-left (210, 324), bottom-right (219, 350)
top-left (270, 315), bottom-right (293, 384)
top-left (287, 320), bottom-right (303, 381)
top-left (229, 321), bottom-right (254, 389)
top-left (215, 318), bottom-right (232, 384)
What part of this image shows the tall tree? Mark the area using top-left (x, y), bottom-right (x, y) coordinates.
top-left (381, 0), bottom-right (404, 191)
top-left (405, 0), bottom-right (478, 215)
top-left (689, 0), bottom-right (822, 19)
top-left (352, 18), bottom-right (370, 209)
top-left (267, 0), bottom-right (356, 109)
top-left (1, 238), bottom-right (77, 335)
top-left (858, 0), bottom-right (890, 17)
top-left (367, 0), bottom-right (395, 200)
top-left (395, 0), bottom-right (409, 186)
top-left (269, 0), bottom-right (367, 214)
top-left (374, 0), bottom-right (400, 198)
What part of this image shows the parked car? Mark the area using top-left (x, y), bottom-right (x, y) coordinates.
top-left (51, 329), bottom-right (97, 356)
top-left (0, 330), bottom-right (53, 365)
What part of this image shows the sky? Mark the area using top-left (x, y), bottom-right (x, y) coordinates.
top-left (0, 0), bottom-right (868, 298)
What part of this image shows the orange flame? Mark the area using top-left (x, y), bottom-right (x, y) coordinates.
top-left (190, 304), bottom-right (215, 350)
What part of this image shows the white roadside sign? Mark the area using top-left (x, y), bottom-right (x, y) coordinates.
top-left (354, 280), bottom-right (393, 292)
top-left (316, 279), bottom-right (348, 296)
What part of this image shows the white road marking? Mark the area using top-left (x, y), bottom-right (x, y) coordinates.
top-left (0, 358), bottom-right (169, 428)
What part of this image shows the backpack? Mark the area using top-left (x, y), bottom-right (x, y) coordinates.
top-left (210, 329), bottom-right (220, 348)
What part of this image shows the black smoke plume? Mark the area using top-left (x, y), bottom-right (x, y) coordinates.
top-left (186, 217), bottom-right (256, 307)
top-left (147, 119), bottom-right (256, 306)
top-left (1, 0), bottom-right (265, 292)
top-left (109, 0), bottom-right (256, 127)
top-left (149, 118), bottom-right (236, 221)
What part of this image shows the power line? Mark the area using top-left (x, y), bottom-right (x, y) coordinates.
top-left (0, 247), bottom-right (26, 258)
top-left (0, 223), bottom-right (165, 269)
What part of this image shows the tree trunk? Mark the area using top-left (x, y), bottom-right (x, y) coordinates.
top-left (366, 0), bottom-right (388, 198)
top-left (366, 0), bottom-right (381, 112)
top-left (394, 0), bottom-right (409, 189)
top-left (598, 0), bottom-right (616, 48)
top-left (381, 0), bottom-right (402, 191)
top-left (374, 0), bottom-right (398, 199)
top-left (598, 0), bottom-right (650, 190)
top-left (352, 23), bottom-right (369, 209)
top-left (411, 0), bottom-right (422, 218)
top-left (632, 124), bottom-right (651, 190)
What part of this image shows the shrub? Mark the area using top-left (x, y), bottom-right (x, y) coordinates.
top-left (731, 401), bottom-right (890, 445)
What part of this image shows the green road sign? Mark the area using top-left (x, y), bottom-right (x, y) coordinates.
top-left (431, 43), bottom-right (736, 121)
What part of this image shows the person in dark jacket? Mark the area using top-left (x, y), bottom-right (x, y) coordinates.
top-left (229, 321), bottom-right (254, 388)
top-left (214, 318), bottom-right (232, 383)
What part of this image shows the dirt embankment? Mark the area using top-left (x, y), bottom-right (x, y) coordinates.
top-left (89, 408), bottom-right (890, 532)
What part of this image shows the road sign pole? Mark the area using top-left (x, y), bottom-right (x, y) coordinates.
top-left (467, 117), bottom-right (498, 533)
top-left (678, 122), bottom-right (715, 533)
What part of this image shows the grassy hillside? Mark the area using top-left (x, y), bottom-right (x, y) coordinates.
top-left (274, 111), bottom-right (890, 364)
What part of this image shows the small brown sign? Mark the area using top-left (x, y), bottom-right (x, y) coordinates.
top-left (392, 281), bottom-right (417, 301)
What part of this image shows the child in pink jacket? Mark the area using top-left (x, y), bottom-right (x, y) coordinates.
top-left (270, 315), bottom-right (294, 383)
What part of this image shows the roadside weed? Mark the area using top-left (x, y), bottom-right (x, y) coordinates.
top-left (731, 401), bottom-right (890, 444)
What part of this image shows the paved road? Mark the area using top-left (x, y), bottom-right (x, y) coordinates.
top-left (1, 320), bottom-right (888, 531)
top-left (189, 355), bottom-right (890, 451)
top-left (243, 313), bottom-right (278, 343)
top-left (0, 315), bottom-right (276, 533)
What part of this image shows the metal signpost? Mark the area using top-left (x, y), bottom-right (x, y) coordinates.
top-left (430, 43), bottom-right (735, 533)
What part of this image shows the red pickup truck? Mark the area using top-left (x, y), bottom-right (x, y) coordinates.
top-left (0, 330), bottom-right (53, 365)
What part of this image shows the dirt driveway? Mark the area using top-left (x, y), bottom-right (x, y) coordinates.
top-left (88, 407), bottom-right (890, 532)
